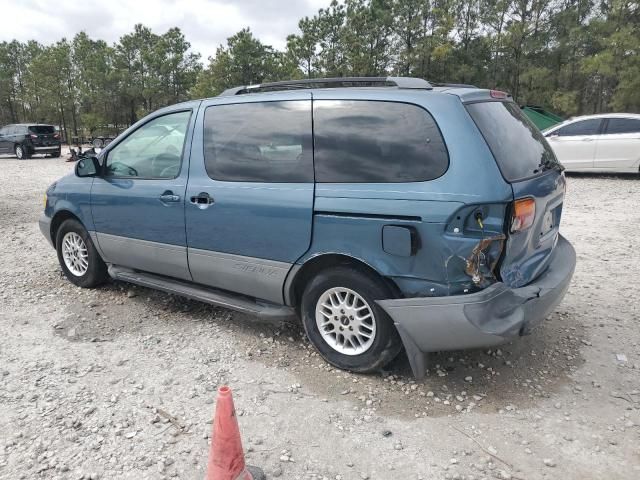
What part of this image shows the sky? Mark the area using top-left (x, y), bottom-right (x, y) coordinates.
top-left (0, 0), bottom-right (329, 61)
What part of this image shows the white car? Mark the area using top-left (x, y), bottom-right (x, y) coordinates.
top-left (543, 113), bottom-right (640, 173)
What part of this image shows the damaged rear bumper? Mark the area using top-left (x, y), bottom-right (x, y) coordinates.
top-left (377, 234), bottom-right (576, 379)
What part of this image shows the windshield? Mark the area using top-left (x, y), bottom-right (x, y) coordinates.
top-left (466, 101), bottom-right (561, 182)
top-left (29, 125), bottom-right (55, 134)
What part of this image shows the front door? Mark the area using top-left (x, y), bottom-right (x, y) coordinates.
top-left (91, 109), bottom-right (195, 280)
top-left (546, 118), bottom-right (603, 170)
top-left (185, 95), bottom-right (314, 304)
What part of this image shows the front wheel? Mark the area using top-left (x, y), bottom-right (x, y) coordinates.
top-left (300, 266), bottom-right (402, 373)
top-left (55, 219), bottom-right (108, 288)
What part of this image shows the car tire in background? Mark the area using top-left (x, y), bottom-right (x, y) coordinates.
top-left (92, 138), bottom-right (104, 149)
top-left (55, 219), bottom-right (108, 288)
top-left (15, 144), bottom-right (29, 160)
top-left (300, 266), bottom-right (402, 373)
top-left (51, 149), bottom-right (61, 158)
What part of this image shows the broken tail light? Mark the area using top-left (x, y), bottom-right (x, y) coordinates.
top-left (511, 198), bottom-right (536, 233)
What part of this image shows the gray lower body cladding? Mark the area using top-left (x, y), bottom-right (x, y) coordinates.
top-left (108, 266), bottom-right (295, 321)
top-left (377, 234), bottom-right (576, 379)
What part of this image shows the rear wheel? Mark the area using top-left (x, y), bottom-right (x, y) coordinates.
top-left (300, 266), bottom-right (402, 373)
top-left (50, 149), bottom-right (61, 158)
top-left (15, 145), bottom-right (29, 160)
top-left (55, 219), bottom-right (108, 288)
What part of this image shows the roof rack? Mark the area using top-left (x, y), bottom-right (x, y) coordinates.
top-left (219, 76), bottom-right (433, 96)
top-left (430, 82), bottom-right (478, 88)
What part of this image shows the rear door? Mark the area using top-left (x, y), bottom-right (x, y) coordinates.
top-left (6, 126), bottom-right (20, 151)
top-left (545, 118), bottom-right (603, 170)
top-left (595, 117), bottom-right (640, 171)
top-left (185, 94), bottom-right (314, 304)
top-left (0, 127), bottom-right (8, 153)
top-left (466, 100), bottom-right (566, 287)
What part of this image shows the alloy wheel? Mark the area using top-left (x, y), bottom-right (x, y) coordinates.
top-left (61, 232), bottom-right (89, 276)
top-left (315, 287), bottom-right (377, 355)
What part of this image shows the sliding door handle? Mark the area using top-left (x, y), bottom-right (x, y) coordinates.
top-left (190, 192), bottom-right (215, 208)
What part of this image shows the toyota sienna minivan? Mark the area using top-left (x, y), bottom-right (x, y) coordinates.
top-left (39, 77), bottom-right (575, 378)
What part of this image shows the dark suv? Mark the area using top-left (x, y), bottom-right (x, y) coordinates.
top-left (0, 124), bottom-right (62, 159)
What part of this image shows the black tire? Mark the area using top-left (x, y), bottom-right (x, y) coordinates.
top-left (50, 149), bottom-right (61, 158)
top-left (15, 144), bottom-right (29, 160)
top-left (300, 266), bottom-right (402, 373)
top-left (55, 219), bottom-right (108, 288)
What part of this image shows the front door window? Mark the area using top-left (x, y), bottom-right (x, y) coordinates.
top-left (105, 111), bottom-right (191, 179)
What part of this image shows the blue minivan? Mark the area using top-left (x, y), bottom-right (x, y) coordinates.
top-left (39, 77), bottom-right (575, 378)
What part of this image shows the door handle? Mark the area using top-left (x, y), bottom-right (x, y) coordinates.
top-left (159, 192), bottom-right (180, 203)
top-left (581, 138), bottom-right (594, 142)
top-left (190, 192), bottom-right (214, 208)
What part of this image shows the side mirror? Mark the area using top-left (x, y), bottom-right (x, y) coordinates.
top-left (75, 156), bottom-right (100, 177)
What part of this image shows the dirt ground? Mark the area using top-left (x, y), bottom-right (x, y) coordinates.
top-left (0, 152), bottom-right (638, 480)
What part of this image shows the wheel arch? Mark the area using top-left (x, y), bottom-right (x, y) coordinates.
top-left (50, 210), bottom-right (83, 247)
top-left (284, 253), bottom-right (401, 309)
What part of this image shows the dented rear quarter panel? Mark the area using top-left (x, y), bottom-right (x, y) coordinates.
top-left (297, 89), bottom-right (513, 298)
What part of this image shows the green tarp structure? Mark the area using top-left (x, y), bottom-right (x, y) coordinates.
top-left (521, 105), bottom-right (564, 131)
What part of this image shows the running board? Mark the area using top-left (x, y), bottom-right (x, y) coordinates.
top-left (108, 266), bottom-right (295, 320)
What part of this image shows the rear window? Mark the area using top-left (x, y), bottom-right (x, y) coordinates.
top-left (605, 118), bottom-right (640, 134)
top-left (313, 100), bottom-right (448, 183)
top-left (466, 101), bottom-right (559, 182)
top-left (29, 125), bottom-right (55, 134)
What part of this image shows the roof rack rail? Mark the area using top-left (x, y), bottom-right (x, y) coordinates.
top-left (430, 82), bottom-right (478, 88)
top-left (219, 76), bottom-right (433, 96)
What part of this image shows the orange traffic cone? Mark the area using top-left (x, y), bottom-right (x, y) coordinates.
top-left (206, 386), bottom-right (265, 480)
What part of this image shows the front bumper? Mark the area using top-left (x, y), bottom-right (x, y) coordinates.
top-left (377, 234), bottom-right (576, 379)
top-left (39, 214), bottom-right (54, 247)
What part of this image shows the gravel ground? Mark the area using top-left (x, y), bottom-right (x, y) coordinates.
top-left (0, 153), bottom-right (638, 480)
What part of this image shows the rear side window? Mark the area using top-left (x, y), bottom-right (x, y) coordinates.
top-left (29, 125), bottom-right (55, 134)
top-left (204, 101), bottom-right (313, 183)
top-left (554, 119), bottom-right (602, 136)
top-left (466, 101), bottom-right (560, 182)
top-left (313, 100), bottom-right (448, 183)
top-left (605, 118), bottom-right (640, 134)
